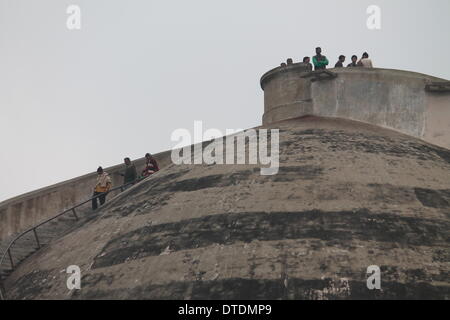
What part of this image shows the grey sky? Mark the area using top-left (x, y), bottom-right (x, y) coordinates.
top-left (1, 0), bottom-right (449, 202)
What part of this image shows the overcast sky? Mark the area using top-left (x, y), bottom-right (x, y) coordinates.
top-left (0, 0), bottom-right (449, 202)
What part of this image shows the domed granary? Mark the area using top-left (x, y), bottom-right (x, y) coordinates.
top-left (1, 65), bottom-right (450, 300)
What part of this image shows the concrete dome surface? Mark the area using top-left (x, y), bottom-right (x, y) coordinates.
top-left (5, 116), bottom-right (450, 300)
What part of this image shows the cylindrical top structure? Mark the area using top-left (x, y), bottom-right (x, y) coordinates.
top-left (261, 63), bottom-right (313, 125)
top-left (261, 65), bottom-right (450, 149)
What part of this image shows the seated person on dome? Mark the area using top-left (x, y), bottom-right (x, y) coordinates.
top-left (142, 153), bottom-right (160, 178)
top-left (303, 56), bottom-right (313, 71)
top-left (358, 52), bottom-right (373, 68)
top-left (347, 55), bottom-right (359, 67)
top-left (335, 55), bottom-right (346, 68)
top-left (312, 47), bottom-right (329, 71)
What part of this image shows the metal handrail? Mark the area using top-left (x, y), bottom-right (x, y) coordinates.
top-left (0, 176), bottom-right (145, 300)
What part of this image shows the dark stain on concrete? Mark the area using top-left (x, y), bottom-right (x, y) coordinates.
top-left (289, 129), bottom-right (450, 164)
top-left (368, 184), bottom-right (417, 204)
top-left (129, 169), bottom-right (191, 196)
top-left (274, 166), bottom-right (323, 181)
top-left (8, 263), bottom-right (449, 300)
top-left (109, 191), bottom-right (174, 218)
top-left (128, 167), bottom-right (323, 195)
top-left (6, 269), bottom-right (52, 300)
top-left (433, 249), bottom-right (450, 263)
top-left (81, 273), bottom-right (115, 287)
top-left (168, 174), bottom-right (235, 192)
top-left (92, 210), bottom-right (449, 269)
top-left (166, 166), bottom-right (323, 191)
top-left (415, 188), bottom-right (450, 209)
top-left (70, 277), bottom-right (449, 300)
top-left (434, 148), bottom-right (450, 165)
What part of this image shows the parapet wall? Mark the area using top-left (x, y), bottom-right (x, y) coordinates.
top-left (0, 151), bottom-right (173, 242)
top-left (261, 64), bottom-right (450, 149)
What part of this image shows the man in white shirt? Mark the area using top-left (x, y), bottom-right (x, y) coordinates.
top-left (358, 52), bottom-right (373, 68)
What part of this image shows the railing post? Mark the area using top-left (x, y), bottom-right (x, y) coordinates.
top-left (7, 249), bottom-right (14, 270)
top-left (72, 208), bottom-right (79, 221)
top-left (33, 228), bottom-right (41, 249)
top-left (0, 281), bottom-right (5, 300)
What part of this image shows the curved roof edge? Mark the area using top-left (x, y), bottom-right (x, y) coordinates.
top-left (260, 64), bottom-right (448, 90)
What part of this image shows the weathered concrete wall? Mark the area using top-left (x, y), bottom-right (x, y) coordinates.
top-left (424, 91), bottom-right (450, 148)
top-left (261, 63), bottom-right (313, 125)
top-left (0, 151), bottom-right (173, 242)
top-left (261, 65), bottom-right (450, 149)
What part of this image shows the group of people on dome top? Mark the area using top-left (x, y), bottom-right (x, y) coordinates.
top-left (91, 153), bottom-right (159, 210)
top-left (283, 47), bottom-right (374, 71)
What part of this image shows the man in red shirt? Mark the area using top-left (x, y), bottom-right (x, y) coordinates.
top-left (142, 153), bottom-right (160, 177)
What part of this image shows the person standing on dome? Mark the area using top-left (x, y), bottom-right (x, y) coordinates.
top-left (120, 157), bottom-right (138, 187)
top-left (303, 56), bottom-right (313, 71)
top-left (347, 55), bottom-right (359, 67)
top-left (92, 166), bottom-right (112, 210)
top-left (312, 47), bottom-right (329, 71)
top-left (335, 55), bottom-right (346, 68)
top-left (358, 52), bottom-right (373, 68)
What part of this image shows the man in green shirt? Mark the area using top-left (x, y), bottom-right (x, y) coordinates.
top-left (120, 157), bottom-right (138, 187)
top-left (312, 47), bottom-right (329, 71)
